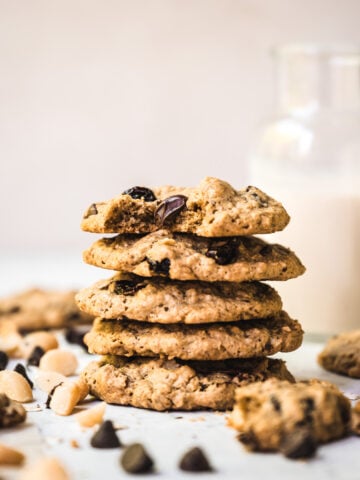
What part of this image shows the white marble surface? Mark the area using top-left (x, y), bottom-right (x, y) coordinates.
top-left (0, 253), bottom-right (359, 479)
top-left (0, 336), bottom-right (359, 480)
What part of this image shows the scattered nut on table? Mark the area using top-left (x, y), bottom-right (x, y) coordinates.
top-left (0, 370), bottom-right (33, 403)
top-left (0, 442), bottom-right (25, 465)
top-left (49, 382), bottom-right (81, 416)
top-left (19, 457), bottom-right (70, 480)
top-left (39, 349), bottom-right (78, 376)
top-left (21, 331), bottom-right (59, 358)
top-left (76, 402), bottom-right (106, 427)
top-left (35, 371), bottom-right (67, 394)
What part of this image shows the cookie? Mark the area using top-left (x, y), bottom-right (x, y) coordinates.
top-left (81, 177), bottom-right (290, 237)
top-left (0, 288), bottom-right (92, 331)
top-left (318, 330), bottom-right (360, 378)
top-left (81, 356), bottom-right (294, 411)
top-left (0, 393), bottom-right (27, 428)
top-left (84, 311), bottom-right (303, 361)
top-left (230, 379), bottom-right (351, 452)
top-left (76, 273), bottom-right (282, 324)
top-left (83, 230), bottom-right (305, 282)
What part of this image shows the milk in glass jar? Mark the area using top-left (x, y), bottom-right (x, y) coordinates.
top-left (249, 44), bottom-right (360, 334)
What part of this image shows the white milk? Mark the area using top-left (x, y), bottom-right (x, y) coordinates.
top-left (257, 184), bottom-right (360, 335)
top-left (252, 173), bottom-right (360, 333)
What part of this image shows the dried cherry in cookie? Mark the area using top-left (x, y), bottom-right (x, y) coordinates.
top-left (146, 258), bottom-right (171, 276)
top-left (108, 280), bottom-right (146, 296)
top-left (122, 186), bottom-right (156, 202)
top-left (154, 195), bottom-right (187, 227)
top-left (205, 239), bottom-right (239, 265)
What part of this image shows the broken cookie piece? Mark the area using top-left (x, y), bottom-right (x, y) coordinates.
top-left (0, 393), bottom-right (27, 428)
top-left (230, 378), bottom-right (350, 458)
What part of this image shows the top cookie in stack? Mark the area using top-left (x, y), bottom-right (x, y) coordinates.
top-left (78, 177), bottom-right (305, 411)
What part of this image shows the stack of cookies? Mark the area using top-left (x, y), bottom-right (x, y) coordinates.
top-left (77, 177), bottom-right (305, 411)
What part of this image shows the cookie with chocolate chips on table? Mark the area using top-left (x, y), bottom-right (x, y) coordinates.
top-left (85, 311), bottom-right (303, 361)
top-left (75, 272), bottom-right (282, 324)
top-left (81, 177), bottom-right (290, 237)
top-left (81, 356), bottom-right (295, 411)
top-left (83, 230), bottom-right (305, 282)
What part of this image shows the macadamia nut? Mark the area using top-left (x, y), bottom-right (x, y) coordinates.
top-left (19, 457), bottom-right (69, 480)
top-left (21, 331), bottom-right (58, 359)
top-left (0, 443), bottom-right (25, 465)
top-left (76, 402), bottom-right (106, 427)
top-left (49, 382), bottom-right (80, 416)
top-left (0, 370), bottom-right (33, 403)
top-left (39, 349), bottom-right (78, 376)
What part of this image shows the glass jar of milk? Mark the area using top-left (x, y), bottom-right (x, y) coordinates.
top-left (249, 44), bottom-right (360, 335)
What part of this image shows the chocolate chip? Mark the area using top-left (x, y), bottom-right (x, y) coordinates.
top-left (146, 258), bottom-right (171, 276)
top-left (270, 395), bottom-right (281, 412)
top-left (337, 397), bottom-right (351, 425)
top-left (84, 203), bottom-right (98, 219)
top-left (280, 429), bottom-right (317, 459)
top-left (251, 192), bottom-right (269, 207)
top-left (8, 305), bottom-right (21, 314)
top-left (45, 382), bottom-right (63, 409)
top-left (14, 364), bottom-right (33, 389)
top-left (65, 327), bottom-right (89, 351)
top-left (91, 420), bottom-right (121, 449)
top-left (179, 447), bottom-right (213, 472)
top-left (27, 346), bottom-right (45, 367)
top-left (121, 443), bottom-right (154, 474)
top-left (122, 186), bottom-right (156, 202)
top-left (301, 397), bottom-right (315, 416)
top-left (109, 280), bottom-right (146, 296)
top-left (260, 245), bottom-right (272, 256)
top-left (237, 431), bottom-right (260, 452)
top-left (205, 239), bottom-right (238, 265)
top-left (0, 351), bottom-right (8, 370)
top-left (0, 393), bottom-right (9, 408)
top-left (154, 195), bottom-right (187, 227)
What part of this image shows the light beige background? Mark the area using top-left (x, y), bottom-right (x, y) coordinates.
top-left (1, 0), bottom-right (360, 249)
